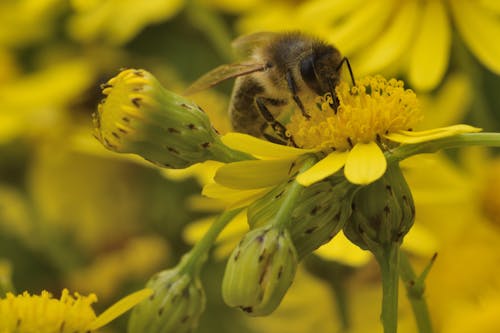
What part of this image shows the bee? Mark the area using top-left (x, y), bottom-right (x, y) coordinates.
top-left (185, 31), bottom-right (355, 146)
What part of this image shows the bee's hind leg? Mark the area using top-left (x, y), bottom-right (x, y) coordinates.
top-left (255, 97), bottom-right (297, 147)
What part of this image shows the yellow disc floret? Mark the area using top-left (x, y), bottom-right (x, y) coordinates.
top-left (287, 75), bottom-right (422, 151)
top-left (0, 289), bottom-right (97, 333)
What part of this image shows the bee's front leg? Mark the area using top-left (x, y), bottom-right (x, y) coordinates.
top-left (255, 97), bottom-right (297, 147)
top-left (286, 70), bottom-right (310, 119)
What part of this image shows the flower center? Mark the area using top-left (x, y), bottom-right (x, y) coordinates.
top-left (0, 289), bottom-right (97, 333)
top-left (286, 75), bottom-right (422, 151)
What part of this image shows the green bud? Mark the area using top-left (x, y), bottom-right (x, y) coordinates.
top-left (343, 163), bottom-right (415, 252)
top-left (222, 226), bottom-right (298, 316)
top-left (93, 69), bottom-right (248, 168)
top-left (248, 175), bottom-right (358, 258)
top-left (128, 264), bottom-right (205, 333)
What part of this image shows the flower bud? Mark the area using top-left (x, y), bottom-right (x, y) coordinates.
top-left (93, 69), bottom-right (248, 169)
top-left (343, 163), bottom-right (415, 251)
top-left (128, 265), bottom-right (205, 333)
top-left (222, 226), bottom-right (298, 316)
top-left (248, 175), bottom-right (358, 258)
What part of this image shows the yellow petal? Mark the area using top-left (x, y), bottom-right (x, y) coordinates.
top-left (402, 223), bottom-right (439, 257)
top-left (314, 232), bottom-right (371, 267)
top-left (408, 0), bottom-right (451, 91)
top-left (296, 151), bottom-right (348, 187)
top-left (344, 142), bottom-right (386, 185)
top-left (385, 124), bottom-right (482, 144)
top-left (214, 159), bottom-right (293, 189)
top-left (479, 0), bottom-right (500, 14)
top-left (221, 132), bottom-right (314, 159)
top-left (326, 0), bottom-right (395, 55)
top-left (202, 182), bottom-right (273, 208)
top-left (87, 288), bottom-right (153, 330)
top-left (297, 0), bottom-right (362, 28)
top-left (353, 0), bottom-right (420, 75)
top-left (450, 0), bottom-right (500, 74)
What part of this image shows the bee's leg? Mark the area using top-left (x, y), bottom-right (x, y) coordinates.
top-left (327, 78), bottom-right (340, 113)
top-left (328, 58), bottom-right (356, 114)
top-left (255, 97), bottom-right (297, 146)
top-left (285, 70), bottom-right (310, 119)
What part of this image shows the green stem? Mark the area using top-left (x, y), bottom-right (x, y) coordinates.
top-left (273, 157), bottom-right (316, 229)
top-left (180, 208), bottom-right (243, 274)
top-left (375, 243), bottom-right (400, 333)
top-left (399, 252), bottom-right (435, 333)
top-left (387, 132), bottom-right (500, 164)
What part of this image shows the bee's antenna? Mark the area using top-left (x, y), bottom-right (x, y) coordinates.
top-left (337, 57), bottom-right (356, 86)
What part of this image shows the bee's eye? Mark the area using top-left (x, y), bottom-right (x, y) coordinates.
top-left (300, 56), bottom-right (323, 95)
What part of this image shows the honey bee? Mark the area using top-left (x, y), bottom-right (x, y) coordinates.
top-left (185, 31), bottom-right (355, 146)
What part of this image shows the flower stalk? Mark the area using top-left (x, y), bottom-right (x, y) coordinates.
top-left (399, 252), bottom-right (436, 333)
top-left (377, 243), bottom-right (400, 333)
top-left (180, 208), bottom-right (243, 274)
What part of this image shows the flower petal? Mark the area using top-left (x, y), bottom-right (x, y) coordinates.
top-left (326, 0), bottom-right (395, 55)
top-left (87, 288), bottom-right (153, 330)
top-left (214, 159), bottom-right (293, 189)
top-left (408, 0), bottom-right (451, 91)
top-left (344, 142), bottom-right (386, 185)
top-left (385, 124), bottom-right (482, 144)
top-left (353, 0), bottom-right (420, 75)
top-left (221, 132), bottom-right (315, 159)
top-left (450, 0), bottom-right (500, 74)
top-left (314, 232), bottom-right (371, 267)
top-left (202, 182), bottom-right (273, 208)
top-left (296, 151), bottom-right (348, 187)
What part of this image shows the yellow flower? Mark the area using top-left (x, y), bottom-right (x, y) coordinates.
top-left (66, 236), bottom-right (169, 300)
top-left (0, 0), bottom-right (64, 47)
top-left (210, 75), bottom-right (479, 191)
top-left (68, 0), bottom-right (184, 44)
top-left (0, 288), bottom-right (152, 333)
top-left (236, 0), bottom-right (500, 91)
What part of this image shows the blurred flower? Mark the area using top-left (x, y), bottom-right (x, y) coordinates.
top-left (235, 0), bottom-right (500, 91)
top-left (0, 260), bottom-right (14, 296)
top-left (0, 288), bottom-right (152, 333)
top-left (0, 59), bottom-right (95, 144)
top-left (0, 0), bottom-right (65, 48)
top-left (27, 144), bottom-right (147, 253)
top-left (66, 235), bottom-right (169, 300)
top-left (68, 0), bottom-right (185, 44)
top-left (401, 150), bottom-right (500, 331)
top-left (202, 0), bottom-right (265, 14)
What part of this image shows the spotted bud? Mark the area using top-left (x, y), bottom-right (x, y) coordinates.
top-left (93, 69), bottom-right (249, 169)
top-left (248, 174), bottom-right (358, 258)
top-left (343, 163), bottom-right (415, 252)
top-left (128, 266), bottom-right (205, 333)
top-left (222, 226), bottom-right (298, 316)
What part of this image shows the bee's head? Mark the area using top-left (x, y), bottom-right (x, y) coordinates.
top-left (299, 44), bottom-right (343, 97)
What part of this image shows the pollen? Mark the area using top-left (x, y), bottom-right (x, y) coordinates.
top-left (286, 75), bottom-right (422, 151)
top-left (0, 289), bottom-right (98, 333)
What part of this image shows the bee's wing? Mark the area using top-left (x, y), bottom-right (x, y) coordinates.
top-left (231, 31), bottom-right (278, 56)
top-left (184, 62), bottom-right (267, 95)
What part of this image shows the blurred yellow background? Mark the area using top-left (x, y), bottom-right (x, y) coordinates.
top-left (1, 1), bottom-right (500, 332)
